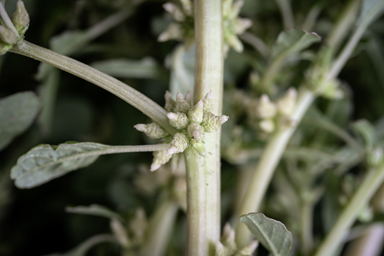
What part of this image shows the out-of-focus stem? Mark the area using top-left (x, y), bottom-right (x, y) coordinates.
top-left (141, 200), bottom-right (179, 256)
top-left (235, 88), bottom-right (315, 247)
top-left (314, 164), bottom-right (384, 256)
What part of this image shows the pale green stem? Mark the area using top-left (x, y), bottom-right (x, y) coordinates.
top-left (0, 2), bottom-right (18, 35)
top-left (235, 88), bottom-right (315, 247)
top-left (184, 1), bottom-right (223, 255)
top-left (275, 0), bottom-right (295, 29)
top-left (300, 200), bottom-right (314, 255)
top-left (240, 32), bottom-right (269, 58)
top-left (10, 40), bottom-right (177, 135)
top-left (314, 163), bottom-right (384, 256)
top-left (141, 200), bottom-right (179, 256)
top-left (326, 0), bottom-right (360, 51)
top-left (302, 5), bottom-right (322, 31)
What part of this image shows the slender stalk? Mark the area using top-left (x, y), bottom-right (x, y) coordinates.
top-left (141, 200), bottom-right (179, 256)
top-left (184, 1), bottom-right (223, 255)
top-left (235, 88), bottom-right (315, 247)
top-left (275, 0), bottom-right (294, 29)
top-left (300, 201), bottom-right (314, 255)
top-left (10, 40), bottom-right (177, 135)
top-left (314, 163), bottom-right (384, 256)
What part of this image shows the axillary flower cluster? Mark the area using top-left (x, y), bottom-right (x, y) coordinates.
top-left (0, 0), bottom-right (29, 55)
top-left (135, 92), bottom-right (229, 171)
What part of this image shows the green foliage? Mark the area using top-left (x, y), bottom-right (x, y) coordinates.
top-left (0, 91), bottom-right (40, 151)
top-left (240, 213), bottom-right (292, 256)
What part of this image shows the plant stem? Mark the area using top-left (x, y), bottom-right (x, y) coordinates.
top-left (235, 88), bottom-right (315, 247)
top-left (10, 40), bottom-right (177, 135)
top-left (141, 199), bottom-right (179, 256)
top-left (184, 1), bottom-right (223, 255)
top-left (275, 0), bottom-right (294, 29)
top-left (314, 163), bottom-right (384, 256)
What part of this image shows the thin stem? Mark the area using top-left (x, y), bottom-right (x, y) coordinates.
top-left (0, 2), bottom-right (18, 35)
top-left (10, 40), bottom-right (177, 135)
top-left (314, 163), bottom-right (384, 256)
top-left (275, 0), bottom-right (295, 30)
top-left (240, 32), bottom-right (269, 58)
top-left (184, 1), bottom-right (223, 255)
top-left (141, 200), bottom-right (179, 256)
top-left (300, 201), bottom-right (314, 255)
top-left (235, 88), bottom-right (315, 247)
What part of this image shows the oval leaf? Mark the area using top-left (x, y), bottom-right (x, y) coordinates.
top-left (240, 213), bottom-right (293, 256)
top-left (272, 28), bottom-right (321, 59)
top-left (10, 142), bottom-right (110, 189)
top-left (0, 92), bottom-right (41, 151)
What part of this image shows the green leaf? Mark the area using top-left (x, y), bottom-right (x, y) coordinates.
top-left (50, 30), bottom-right (88, 55)
top-left (357, 0), bottom-right (384, 27)
top-left (272, 28), bottom-right (321, 59)
top-left (91, 58), bottom-right (161, 79)
top-left (240, 213), bottom-right (293, 256)
top-left (0, 92), bottom-right (40, 151)
top-left (352, 119), bottom-right (375, 147)
top-left (10, 142), bottom-right (107, 188)
top-left (66, 204), bottom-right (124, 223)
top-left (11, 142), bottom-right (169, 189)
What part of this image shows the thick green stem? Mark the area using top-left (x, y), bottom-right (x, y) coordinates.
top-left (235, 88), bottom-right (315, 247)
top-left (183, 1), bottom-right (223, 255)
top-left (141, 200), bottom-right (179, 256)
top-left (10, 40), bottom-right (177, 135)
top-left (314, 163), bottom-right (384, 256)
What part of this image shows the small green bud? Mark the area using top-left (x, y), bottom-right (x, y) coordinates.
top-left (134, 123), bottom-right (169, 139)
top-left (175, 92), bottom-right (191, 113)
top-left (237, 241), bottom-right (259, 255)
top-left (158, 23), bottom-right (183, 42)
top-left (168, 133), bottom-right (189, 154)
top-left (203, 91), bottom-right (213, 113)
top-left (215, 242), bottom-right (227, 256)
top-left (151, 149), bottom-right (173, 171)
top-left (188, 123), bottom-right (205, 142)
top-left (110, 218), bottom-right (130, 247)
top-left (220, 223), bottom-right (237, 254)
top-left (202, 112), bottom-right (229, 132)
top-left (164, 91), bottom-right (176, 112)
top-left (167, 112), bottom-right (189, 130)
top-left (192, 141), bottom-right (206, 156)
top-left (277, 88), bottom-right (297, 115)
top-left (163, 3), bottom-right (185, 22)
top-left (0, 25), bottom-right (17, 45)
top-left (259, 119), bottom-right (275, 133)
top-left (188, 100), bottom-right (204, 123)
top-left (256, 94), bottom-right (276, 118)
top-left (11, 0), bottom-right (29, 35)
top-left (185, 91), bottom-right (192, 105)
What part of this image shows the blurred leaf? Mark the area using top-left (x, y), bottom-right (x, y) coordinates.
top-left (358, 0), bottom-right (384, 27)
top-left (272, 28), bottom-right (321, 59)
top-left (169, 45), bottom-right (195, 96)
top-left (11, 142), bottom-right (111, 189)
top-left (50, 31), bottom-right (89, 55)
top-left (351, 119), bottom-right (375, 148)
top-left (91, 57), bottom-right (161, 79)
top-left (240, 213), bottom-right (293, 256)
top-left (0, 92), bottom-right (41, 151)
top-left (66, 204), bottom-right (124, 223)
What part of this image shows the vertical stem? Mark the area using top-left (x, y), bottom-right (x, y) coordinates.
top-left (141, 200), bottom-right (179, 256)
top-left (184, 1), bottom-right (223, 256)
top-left (235, 88), bottom-right (314, 247)
top-left (314, 164), bottom-right (384, 256)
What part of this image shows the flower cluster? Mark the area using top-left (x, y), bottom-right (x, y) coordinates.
top-left (135, 91), bottom-right (228, 171)
top-left (0, 0), bottom-right (29, 55)
top-left (247, 88), bottom-right (298, 134)
top-left (158, 0), bottom-right (252, 54)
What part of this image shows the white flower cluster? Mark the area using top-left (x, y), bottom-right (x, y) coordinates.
top-left (248, 88), bottom-right (298, 134)
top-left (0, 0), bottom-right (29, 55)
top-left (135, 91), bottom-right (229, 171)
top-left (158, 0), bottom-right (252, 54)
